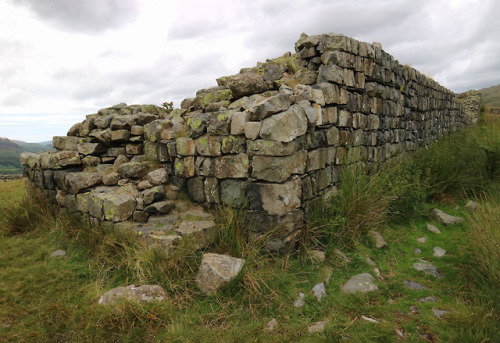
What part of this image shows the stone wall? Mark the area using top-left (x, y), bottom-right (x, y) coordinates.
top-left (21, 33), bottom-right (481, 250)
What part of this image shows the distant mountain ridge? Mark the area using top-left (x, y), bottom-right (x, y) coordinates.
top-left (0, 137), bottom-right (51, 174)
top-left (478, 84), bottom-right (500, 107)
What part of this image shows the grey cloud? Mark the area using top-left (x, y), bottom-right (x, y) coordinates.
top-left (10, 0), bottom-right (139, 33)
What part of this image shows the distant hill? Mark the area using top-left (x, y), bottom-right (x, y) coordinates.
top-left (0, 137), bottom-right (51, 174)
top-left (478, 84), bottom-right (500, 107)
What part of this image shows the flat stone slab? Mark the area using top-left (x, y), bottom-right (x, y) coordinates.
top-left (341, 273), bottom-right (379, 293)
top-left (293, 291), bottom-right (305, 308)
top-left (368, 230), bottom-right (387, 248)
top-left (308, 321), bottom-right (328, 334)
top-left (98, 284), bottom-right (168, 305)
top-left (430, 209), bottom-right (464, 225)
top-left (404, 280), bottom-right (428, 290)
top-left (418, 296), bottom-right (437, 303)
top-left (412, 262), bottom-right (442, 278)
top-left (417, 237), bottom-right (426, 244)
top-left (432, 309), bottom-right (449, 318)
top-left (312, 282), bottom-right (326, 302)
top-left (49, 250), bottom-right (66, 258)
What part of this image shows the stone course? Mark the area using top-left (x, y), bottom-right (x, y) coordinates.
top-left (20, 33), bottom-right (481, 251)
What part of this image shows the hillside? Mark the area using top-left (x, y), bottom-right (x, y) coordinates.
top-left (478, 84), bottom-right (500, 107)
top-left (0, 137), bottom-right (51, 174)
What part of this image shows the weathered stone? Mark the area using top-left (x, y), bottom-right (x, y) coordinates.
top-left (263, 63), bottom-right (283, 81)
top-left (317, 64), bottom-right (344, 84)
top-left (404, 280), bottom-right (428, 290)
top-left (175, 220), bottom-right (217, 249)
top-left (220, 179), bottom-right (246, 206)
top-left (195, 253), bottom-right (245, 295)
top-left (118, 162), bottom-right (147, 179)
top-left (98, 285), bottom-right (167, 305)
top-left (131, 125), bottom-right (144, 136)
top-left (230, 111), bottom-right (250, 135)
top-left (147, 168), bottom-right (168, 185)
top-left (250, 93), bottom-right (293, 120)
top-left (111, 129), bottom-right (131, 142)
top-left (251, 151), bottom-right (307, 182)
top-left (427, 224), bottom-right (441, 234)
top-left (221, 135), bottom-right (245, 154)
top-left (53, 136), bottom-right (81, 151)
top-left (214, 154), bottom-right (249, 179)
top-left (66, 172), bottom-right (102, 194)
top-left (308, 321), bottom-right (328, 334)
top-left (246, 179), bottom-right (301, 216)
top-left (247, 210), bottom-right (303, 234)
top-left (260, 105), bottom-right (308, 143)
top-left (417, 237), bottom-right (426, 244)
top-left (176, 137), bottom-right (196, 156)
top-left (247, 139), bottom-right (300, 156)
top-left (312, 282), bottom-right (326, 302)
top-left (113, 155), bottom-right (129, 168)
top-left (50, 250), bottom-right (66, 258)
top-left (227, 72), bottom-right (268, 99)
top-left (293, 291), bottom-right (305, 308)
top-left (368, 230), bottom-right (387, 248)
top-left (126, 144), bottom-right (143, 155)
top-left (432, 309), bottom-right (449, 319)
top-left (77, 143), bottom-right (106, 156)
top-left (67, 122), bottom-right (81, 136)
top-left (341, 273), bottom-right (379, 293)
top-left (204, 177), bottom-right (219, 203)
top-left (82, 155), bottom-right (100, 166)
top-left (206, 110), bottom-right (234, 135)
top-left (430, 209), bottom-right (464, 225)
top-left (145, 200), bottom-right (175, 214)
top-left (244, 122), bottom-right (261, 140)
top-left (297, 100), bottom-right (322, 127)
top-left (102, 172), bottom-right (120, 186)
top-left (196, 136), bottom-right (221, 156)
top-left (137, 180), bottom-right (152, 190)
top-left (103, 193), bottom-right (137, 222)
top-left (144, 119), bottom-right (171, 142)
top-left (187, 177), bottom-right (205, 203)
top-left (412, 262), bottom-right (441, 278)
top-left (142, 185), bottom-right (165, 205)
top-left (433, 247), bottom-right (446, 257)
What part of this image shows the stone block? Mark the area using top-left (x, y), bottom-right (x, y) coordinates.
top-left (195, 253), bottom-right (245, 295)
top-left (230, 111), bottom-right (250, 135)
top-left (220, 179), bottom-right (247, 206)
top-left (307, 148), bottom-right (329, 172)
top-left (244, 122), bottom-right (261, 140)
top-left (204, 177), bottom-right (220, 203)
top-left (66, 172), bottom-right (102, 194)
top-left (53, 136), bottom-right (81, 151)
top-left (176, 137), bottom-right (196, 156)
top-left (187, 177), bottom-right (205, 202)
top-left (196, 136), bottom-right (221, 156)
top-left (126, 144), bottom-right (143, 155)
top-left (246, 178), bottom-right (301, 216)
top-left (251, 151), bottom-right (307, 182)
top-left (249, 93), bottom-right (292, 120)
top-left (111, 129), bottom-right (131, 142)
top-left (221, 135), bottom-right (246, 154)
top-left (260, 105), bottom-right (308, 143)
top-left (214, 154), bottom-right (249, 179)
top-left (246, 139), bottom-right (301, 156)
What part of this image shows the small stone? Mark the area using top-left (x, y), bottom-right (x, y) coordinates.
top-left (266, 318), bottom-right (277, 332)
top-left (308, 321), bottom-right (328, 334)
top-left (418, 296), bottom-right (437, 303)
top-left (98, 285), bottom-right (167, 305)
top-left (410, 306), bottom-right (420, 314)
top-left (293, 292), bottom-right (305, 308)
top-left (244, 121), bottom-right (261, 140)
top-left (312, 283), bottom-right (326, 302)
top-left (412, 263), bottom-right (442, 278)
top-left (417, 237), bottom-right (426, 244)
top-left (361, 315), bottom-right (379, 323)
top-left (373, 268), bottom-right (382, 279)
top-left (195, 253), bottom-right (245, 295)
top-left (137, 180), bottom-right (153, 190)
top-left (341, 273), bottom-right (379, 293)
top-left (404, 280), bottom-right (428, 290)
top-left (427, 224), bottom-right (441, 234)
top-left (430, 208), bottom-right (464, 225)
top-left (102, 172), bottom-right (120, 186)
top-left (432, 309), bottom-right (449, 318)
top-left (366, 256), bottom-right (376, 266)
top-left (395, 329), bottom-right (404, 338)
top-left (309, 250), bottom-right (325, 263)
top-left (464, 200), bottom-right (478, 212)
top-left (433, 247), bottom-right (446, 257)
top-left (113, 155), bottom-right (130, 168)
top-left (414, 248), bottom-right (422, 254)
top-left (368, 230), bottom-right (387, 248)
top-left (147, 168), bottom-right (168, 185)
top-left (50, 250), bottom-right (66, 258)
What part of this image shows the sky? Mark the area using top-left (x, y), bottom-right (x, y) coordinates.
top-left (0, 0), bottom-right (499, 142)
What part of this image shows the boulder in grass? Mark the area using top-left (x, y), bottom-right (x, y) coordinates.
top-left (98, 284), bottom-right (167, 305)
top-left (429, 209), bottom-right (463, 225)
top-left (195, 253), bottom-right (245, 295)
top-left (341, 273), bottom-right (379, 293)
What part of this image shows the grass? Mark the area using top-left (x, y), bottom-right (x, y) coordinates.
top-left (0, 113), bottom-right (499, 341)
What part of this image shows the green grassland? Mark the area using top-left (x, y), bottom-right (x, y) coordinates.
top-left (479, 84), bottom-right (500, 107)
top-left (0, 113), bottom-right (499, 342)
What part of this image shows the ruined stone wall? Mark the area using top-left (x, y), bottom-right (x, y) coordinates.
top-left (21, 33), bottom-right (480, 250)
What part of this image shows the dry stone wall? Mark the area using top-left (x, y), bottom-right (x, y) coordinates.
top-left (21, 33), bottom-right (481, 251)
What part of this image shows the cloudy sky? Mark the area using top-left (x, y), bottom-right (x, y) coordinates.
top-left (1, 0), bottom-right (499, 142)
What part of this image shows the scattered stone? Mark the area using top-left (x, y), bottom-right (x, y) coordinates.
top-left (309, 250), bottom-right (325, 263)
top-left (308, 321), bottom-right (328, 334)
top-left (373, 268), bottom-right (382, 279)
top-left (266, 318), bottom-right (277, 332)
top-left (147, 168), bottom-right (168, 185)
top-left (412, 263), bottom-right (442, 278)
top-left (417, 237), bottom-right (426, 244)
top-left (464, 200), bottom-right (478, 212)
top-left (366, 256), bottom-right (376, 266)
top-left (410, 306), bottom-right (419, 314)
top-left (312, 283), bottom-right (326, 302)
top-left (427, 224), bottom-right (441, 234)
top-left (293, 292), bottom-right (305, 308)
top-left (395, 329), bottom-right (404, 339)
top-left (433, 247), bottom-right (446, 257)
top-left (432, 309), bottom-right (449, 318)
top-left (50, 250), bottom-right (66, 258)
top-left (334, 249), bottom-right (351, 263)
top-left (404, 280), bottom-right (428, 290)
top-left (414, 248), bottom-right (422, 254)
top-left (361, 315), bottom-right (379, 323)
top-left (195, 253), bottom-right (245, 295)
top-left (430, 208), bottom-right (464, 225)
top-left (368, 230), bottom-right (387, 248)
top-left (418, 296), bottom-right (437, 303)
top-left (98, 285), bottom-right (167, 305)
top-left (341, 273), bottom-right (379, 293)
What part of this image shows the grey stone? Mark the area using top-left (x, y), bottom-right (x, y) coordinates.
top-left (341, 273), bottom-right (379, 293)
top-left (251, 151), bottom-right (307, 182)
top-left (293, 291), bottom-right (305, 308)
top-left (265, 318), bottom-right (277, 332)
top-left (250, 93), bottom-right (292, 120)
top-left (418, 296), bottom-right (437, 303)
top-left (50, 250), bottom-right (66, 258)
top-left (244, 121), bottom-right (261, 140)
top-left (103, 193), bottom-right (137, 222)
top-left (147, 168), bottom-right (168, 185)
top-left (464, 200), bottom-right (478, 212)
top-left (308, 321), bottom-right (328, 334)
top-left (102, 172), bottom-right (120, 186)
top-left (220, 179), bottom-right (246, 205)
top-left (414, 248), bottom-right (422, 254)
top-left (433, 247), bottom-right (446, 257)
top-left (310, 250), bottom-right (326, 263)
top-left (404, 280), bottom-right (428, 290)
top-left (137, 180), bottom-right (153, 190)
top-left (175, 220), bottom-right (217, 249)
top-left (230, 111), bottom-right (250, 135)
top-left (417, 237), bottom-right (426, 244)
top-left (247, 179), bottom-right (301, 216)
top-left (368, 230), bottom-right (387, 248)
top-left (430, 209), bottom-right (464, 225)
top-left (263, 63), bottom-right (282, 81)
top-left (412, 263), bottom-right (441, 278)
top-left (247, 139), bottom-right (300, 156)
top-left (227, 72), bottom-right (268, 99)
top-left (196, 136), bottom-right (221, 156)
top-left (432, 309), bottom-right (449, 319)
top-left (98, 285), bottom-right (167, 305)
top-left (113, 155), bottom-right (130, 168)
top-left (260, 104), bottom-right (308, 143)
top-left (312, 282), bottom-right (326, 302)
top-left (66, 172), bottom-right (102, 194)
top-left (118, 162), bottom-right (147, 179)
top-left (214, 154), bottom-right (249, 179)
top-left (145, 200), bottom-right (175, 214)
top-left (195, 253), bottom-right (245, 295)
top-left (427, 224), bottom-right (441, 234)
top-left (142, 185), bottom-right (165, 205)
